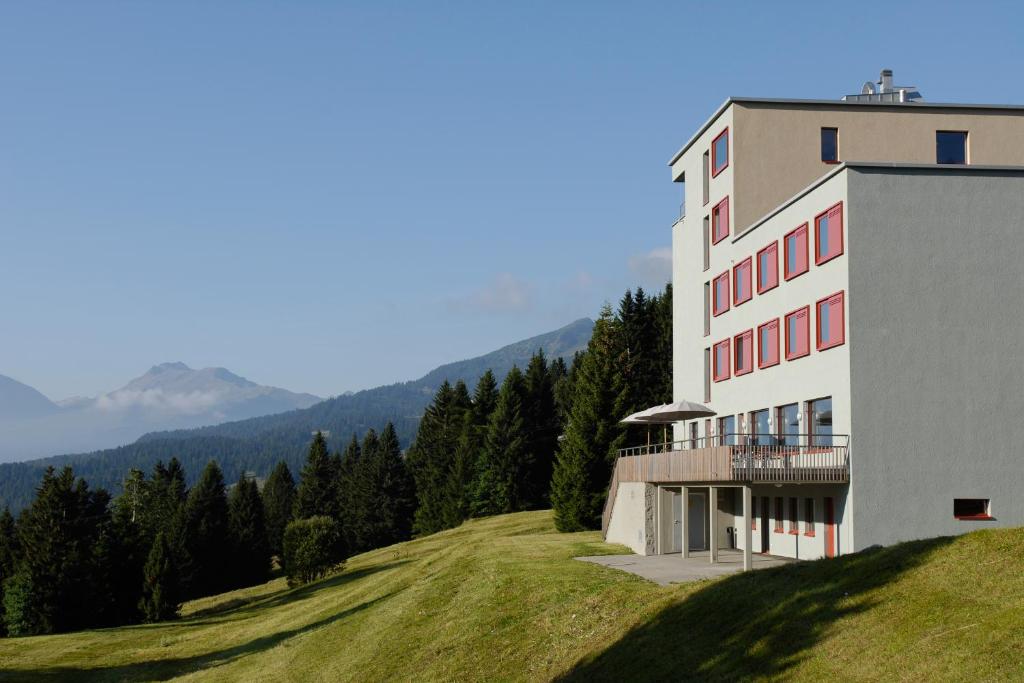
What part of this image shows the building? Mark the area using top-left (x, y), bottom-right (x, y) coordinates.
top-left (603, 71), bottom-right (1024, 567)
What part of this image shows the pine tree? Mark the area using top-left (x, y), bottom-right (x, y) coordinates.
top-left (439, 372), bottom-right (498, 528)
top-left (262, 462), bottom-right (296, 558)
top-left (228, 476), bottom-right (271, 588)
top-left (523, 350), bottom-right (560, 508)
top-left (139, 531), bottom-right (178, 622)
top-left (365, 423), bottom-right (416, 548)
top-left (0, 506), bottom-right (18, 636)
top-left (551, 306), bottom-right (623, 531)
top-left (295, 432), bottom-right (338, 520)
top-left (177, 461), bottom-right (231, 600)
top-left (472, 367), bottom-right (532, 516)
top-left (336, 434), bottom-right (361, 551)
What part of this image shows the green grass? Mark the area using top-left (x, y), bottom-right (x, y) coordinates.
top-left (1, 511), bottom-right (1022, 681)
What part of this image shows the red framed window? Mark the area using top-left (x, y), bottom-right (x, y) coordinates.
top-left (756, 242), bottom-right (778, 294)
top-left (712, 271), bottom-right (730, 316)
top-left (711, 127), bottom-right (729, 177)
top-left (734, 329), bottom-right (753, 376)
top-left (784, 223), bottom-right (809, 280)
top-left (774, 497), bottom-right (784, 532)
top-left (711, 197), bottom-right (730, 244)
top-left (785, 306), bottom-right (810, 360)
top-left (757, 319), bottom-right (780, 368)
top-left (789, 498), bottom-right (799, 534)
top-left (712, 339), bottom-right (731, 382)
top-left (733, 257), bottom-right (752, 305)
top-left (804, 498), bottom-right (816, 536)
top-left (816, 291), bottom-right (845, 350)
top-left (815, 202), bottom-right (844, 265)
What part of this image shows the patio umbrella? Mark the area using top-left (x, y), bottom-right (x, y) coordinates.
top-left (638, 400), bottom-right (717, 444)
top-left (620, 407), bottom-right (659, 446)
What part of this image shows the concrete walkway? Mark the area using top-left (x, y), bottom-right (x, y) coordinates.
top-left (575, 550), bottom-right (791, 586)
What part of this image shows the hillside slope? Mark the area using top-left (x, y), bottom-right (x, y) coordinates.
top-left (2, 511), bottom-right (1022, 682)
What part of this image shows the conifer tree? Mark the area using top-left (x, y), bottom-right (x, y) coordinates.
top-left (336, 434), bottom-right (361, 550)
top-left (228, 476), bottom-right (270, 588)
top-left (523, 351), bottom-right (560, 508)
top-left (295, 432), bottom-right (338, 520)
top-left (551, 306), bottom-right (623, 531)
top-left (439, 372), bottom-right (498, 528)
top-left (0, 506), bottom-right (17, 636)
top-left (361, 423), bottom-right (416, 549)
top-left (472, 367), bottom-right (532, 516)
top-left (139, 531), bottom-right (178, 622)
top-left (177, 461), bottom-right (230, 599)
top-left (262, 461), bottom-right (296, 558)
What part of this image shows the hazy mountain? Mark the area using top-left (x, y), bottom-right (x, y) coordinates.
top-left (0, 363), bottom-right (321, 463)
top-left (0, 318), bottom-right (594, 511)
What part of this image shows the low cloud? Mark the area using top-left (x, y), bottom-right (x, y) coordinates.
top-left (95, 388), bottom-right (225, 415)
top-left (628, 247), bottom-right (672, 288)
top-left (446, 273), bottom-right (533, 314)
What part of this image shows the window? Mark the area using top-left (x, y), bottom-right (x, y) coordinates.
top-left (816, 291), bottom-right (846, 350)
top-left (718, 415), bottom-right (736, 446)
top-left (712, 271), bottom-right (730, 316)
top-left (804, 498), bottom-right (816, 536)
top-left (734, 329), bottom-right (753, 376)
top-left (937, 131), bottom-right (967, 164)
top-left (712, 339), bottom-right (731, 382)
top-left (784, 306), bottom-right (810, 360)
top-left (757, 319), bottom-right (780, 368)
top-left (821, 127), bottom-right (839, 163)
top-left (702, 151), bottom-right (710, 205)
top-left (703, 216), bottom-right (710, 271)
top-left (954, 498), bottom-right (992, 520)
top-left (711, 197), bottom-right (730, 244)
top-left (750, 408), bottom-right (770, 446)
top-left (689, 422), bottom-right (698, 448)
top-left (774, 497), bottom-right (784, 532)
top-left (808, 397), bottom-right (833, 447)
top-left (814, 202), bottom-right (844, 264)
top-left (733, 258), bottom-right (752, 305)
top-left (789, 498), bottom-right (799, 534)
top-left (751, 497), bottom-right (757, 530)
top-left (703, 282), bottom-right (710, 336)
top-left (784, 223), bottom-right (809, 280)
top-left (777, 403), bottom-right (799, 446)
top-left (757, 242), bottom-right (778, 293)
top-left (704, 348), bottom-right (711, 401)
top-left (711, 128), bottom-right (729, 177)
top-left (678, 176), bottom-right (686, 219)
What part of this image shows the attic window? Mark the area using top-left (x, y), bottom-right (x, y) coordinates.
top-left (954, 498), bottom-right (992, 520)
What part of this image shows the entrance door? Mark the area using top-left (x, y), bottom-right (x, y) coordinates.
top-left (670, 489), bottom-right (683, 553)
top-left (760, 496), bottom-right (770, 553)
top-left (824, 497), bottom-right (836, 558)
top-left (687, 491), bottom-right (707, 551)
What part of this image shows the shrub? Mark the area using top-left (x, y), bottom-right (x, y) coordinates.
top-left (282, 516), bottom-right (345, 586)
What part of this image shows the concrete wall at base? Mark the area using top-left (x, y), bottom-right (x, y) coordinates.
top-left (605, 482), bottom-right (650, 555)
top-left (847, 167), bottom-right (1024, 549)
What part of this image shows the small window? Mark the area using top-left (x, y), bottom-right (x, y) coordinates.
top-left (784, 223), bottom-right (809, 280)
top-left (937, 131), bottom-right (967, 165)
top-left (757, 242), bottom-right (778, 293)
top-left (757, 319), bottom-right (780, 368)
top-left (785, 306), bottom-right (810, 360)
top-left (703, 282), bottom-right (711, 336)
top-left (702, 216), bottom-right (710, 271)
top-left (712, 339), bottom-right (731, 382)
top-left (711, 197), bottom-right (730, 244)
top-left (751, 497), bottom-right (757, 530)
top-left (821, 127), bottom-right (839, 163)
top-left (954, 498), bottom-right (992, 520)
top-left (816, 291), bottom-right (845, 350)
top-left (815, 202), bottom-right (844, 265)
top-left (689, 422), bottom-right (699, 448)
top-left (734, 329), bottom-right (753, 376)
top-left (804, 498), bottom-right (816, 536)
top-left (789, 498), bottom-right (799, 534)
top-left (702, 151), bottom-right (710, 205)
top-left (733, 258), bottom-right (752, 305)
top-left (712, 271), bottom-right (730, 316)
top-left (704, 348), bottom-right (711, 401)
top-left (678, 176), bottom-right (686, 219)
top-left (711, 128), bottom-right (729, 177)
top-left (774, 497), bottom-right (784, 532)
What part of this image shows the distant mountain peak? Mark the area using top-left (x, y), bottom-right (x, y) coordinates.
top-left (149, 362), bottom-right (192, 373)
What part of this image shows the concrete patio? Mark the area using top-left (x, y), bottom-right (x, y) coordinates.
top-left (576, 550), bottom-right (792, 586)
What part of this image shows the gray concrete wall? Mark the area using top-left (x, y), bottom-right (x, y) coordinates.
top-left (847, 167), bottom-right (1024, 549)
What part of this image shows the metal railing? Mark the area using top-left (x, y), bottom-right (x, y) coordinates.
top-left (617, 433), bottom-right (848, 458)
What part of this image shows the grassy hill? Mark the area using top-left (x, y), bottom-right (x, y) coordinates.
top-left (1, 511), bottom-right (1022, 681)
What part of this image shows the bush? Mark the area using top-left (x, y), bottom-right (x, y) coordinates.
top-left (3, 569), bottom-right (42, 636)
top-left (282, 516), bottom-right (345, 586)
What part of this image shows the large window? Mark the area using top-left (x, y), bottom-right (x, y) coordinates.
top-left (718, 415), bottom-right (736, 446)
top-left (821, 127), bottom-right (839, 163)
top-left (808, 396), bottom-right (833, 447)
top-left (789, 498), bottom-right (799, 534)
top-left (712, 197), bottom-right (730, 244)
top-left (734, 329), bottom-right (753, 376)
top-left (815, 202), bottom-right (844, 264)
top-left (757, 242), bottom-right (778, 293)
top-left (774, 497), bottom-right (784, 532)
top-left (937, 131), bottom-right (967, 164)
top-left (712, 339), bottom-right (731, 382)
top-left (784, 223), bottom-right (809, 280)
top-left (758, 319), bottom-right (779, 368)
top-left (785, 306), bottom-right (810, 360)
top-left (777, 403), bottom-right (799, 446)
top-left (816, 291), bottom-right (846, 350)
top-left (712, 271), bottom-right (730, 316)
top-left (733, 257), bottom-right (752, 305)
top-left (750, 408), bottom-right (770, 446)
top-left (804, 498), bottom-right (816, 536)
top-left (711, 128), bottom-right (729, 177)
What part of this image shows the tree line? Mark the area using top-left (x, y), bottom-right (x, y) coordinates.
top-left (0, 284), bottom-right (670, 637)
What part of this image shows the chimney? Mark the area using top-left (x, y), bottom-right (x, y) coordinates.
top-left (879, 69), bottom-right (894, 94)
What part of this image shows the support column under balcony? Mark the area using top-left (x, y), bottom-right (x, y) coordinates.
top-left (680, 485), bottom-right (689, 559)
top-left (742, 485), bottom-right (752, 572)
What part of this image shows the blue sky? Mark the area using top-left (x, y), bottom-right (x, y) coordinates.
top-left (2, 1), bottom-right (1022, 399)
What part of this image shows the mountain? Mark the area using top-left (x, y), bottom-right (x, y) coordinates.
top-left (0, 364), bottom-right (321, 464)
top-left (0, 318), bottom-right (594, 511)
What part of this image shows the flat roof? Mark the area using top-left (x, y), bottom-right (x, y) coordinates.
top-left (668, 97), bottom-right (1024, 167)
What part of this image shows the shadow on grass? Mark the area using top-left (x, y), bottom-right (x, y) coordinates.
top-left (558, 535), bottom-right (956, 682)
top-left (0, 591), bottom-right (400, 682)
